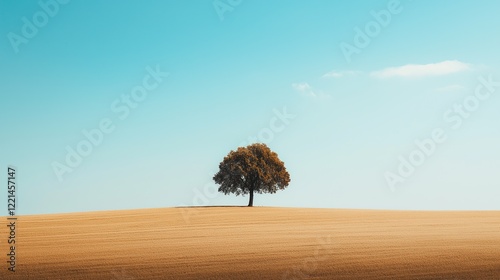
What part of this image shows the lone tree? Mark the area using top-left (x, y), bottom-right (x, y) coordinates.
top-left (213, 143), bottom-right (290, 207)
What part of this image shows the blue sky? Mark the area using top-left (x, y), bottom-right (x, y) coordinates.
top-left (1, 0), bottom-right (499, 215)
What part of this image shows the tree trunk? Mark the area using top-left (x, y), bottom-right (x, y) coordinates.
top-left (248, 190), bottom-right (254, 207)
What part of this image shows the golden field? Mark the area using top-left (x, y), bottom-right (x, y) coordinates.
top-left (1, 207), bottom-right (499, 279)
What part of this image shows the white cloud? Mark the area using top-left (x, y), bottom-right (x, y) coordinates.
top-left (292, 82), bottom-right (312, 93)
top-left (292, 82), bottom-right (316, 97)
top-left (292, 82), bottom-right (330, 99)
top-left (371, 60), bottom-right (472, 79)
top-left (322, 70), bottom-right (361, 79)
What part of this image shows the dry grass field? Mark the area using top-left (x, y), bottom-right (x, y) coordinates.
top-left (1, 207), bottom-right (499, 279)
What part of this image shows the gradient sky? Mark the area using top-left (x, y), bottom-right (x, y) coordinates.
top-left (1, 0), bottom-right (499, 215)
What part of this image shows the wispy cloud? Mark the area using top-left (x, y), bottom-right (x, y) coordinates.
top-left (292, 82), bottom-right (316, 97)
top-left (322, 70), bottom-right (361, 79)
top-left (292, 82), bottom-right (330, 99)
top-left (371, 60), bottom-right (472, 79)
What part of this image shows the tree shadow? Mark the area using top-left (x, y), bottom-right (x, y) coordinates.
top-left (175, 205), bottom-right (251, 208)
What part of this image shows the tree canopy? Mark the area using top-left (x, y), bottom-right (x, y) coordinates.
top-left (213, 143), bottom-right (290, 206)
